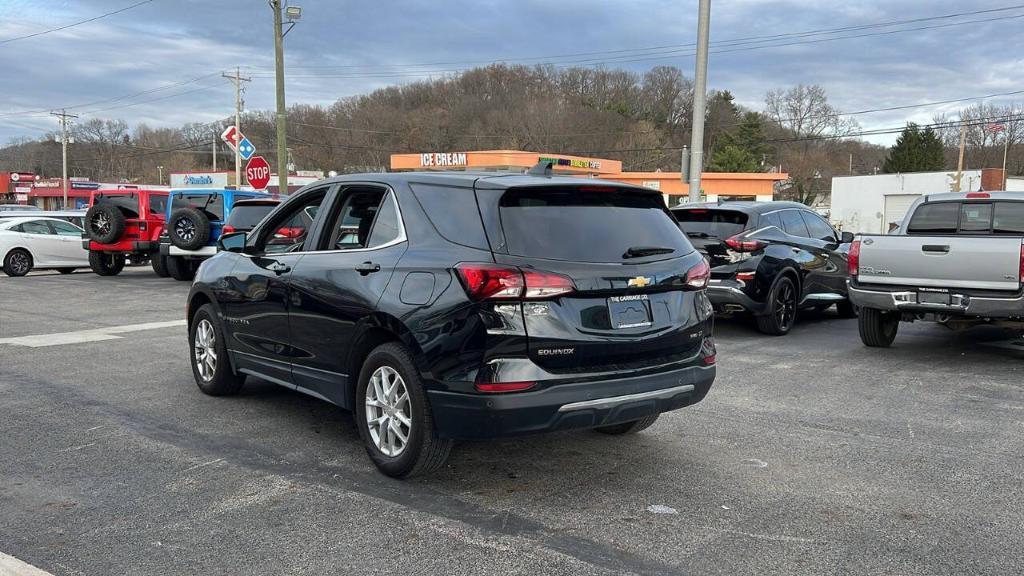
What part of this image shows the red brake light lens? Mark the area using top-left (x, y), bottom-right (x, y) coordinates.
top-left (724, 234), bottom-right (765, 252)
top-left (474, 381), bottom-right (536, 393)
top-left (848, 240), bottom-right (861, 277)
top-left (455, 264), bottom-right (575, 300)
top-left (966, 192), bottom-right (990, 198)
top-left (521, 269), bottom-right (575, 298)
top-left (685, 258), bottom-right (710, 289)
top-left (223, 225), bottom-right (236, 234)
top-left (1019, 243), bottom-right (1024, 284)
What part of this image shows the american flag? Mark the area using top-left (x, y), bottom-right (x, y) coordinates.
top-left (985, 122), bottom-right (1006, 133)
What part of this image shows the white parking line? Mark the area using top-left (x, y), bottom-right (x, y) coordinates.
top-left (0, 320), bottom-right (186, 348)
top-left (0, 552), bottom-right (54, 576)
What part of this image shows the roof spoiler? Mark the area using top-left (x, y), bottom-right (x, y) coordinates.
top-left (527, 161), bottom-right (554, 177)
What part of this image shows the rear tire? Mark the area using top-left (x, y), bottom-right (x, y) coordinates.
top-left (166, 256), bottom-right (196, 281)
top-left (594, 414), bottom-right (660, 435)
top-left (858, 307), bottom-right (899, 347)
top-left (756, 275), bottom-right (798, 336)
top-left (88, 251), bottom-right (124, 276)
top-left (84, 204), bottom-right (125, 244)
top-left (151, 253), bottom-right (170, 277)
top-left (355, 342), bottom-right (452, 478)
top-left (836, 299), bottom-right (859, 318)
top-left (189, 304), bottom-right (245, 396)
top-left (3, 249), bottom-right (32, 277)
top-left (169, 207), bottom-right (211, 250)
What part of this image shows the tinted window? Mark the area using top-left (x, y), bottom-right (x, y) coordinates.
top-left (96, 194), bottom-right (139, 218)
top-left (907, 202), bottom-right (958, 234)
top-left (801, 211), bottom-right (837, 241)
top-left (779, 210), bottom-right (809, 237)
top-left (50, 220), bottom-right (82, 236)
top-left (498, 188), bottom-right (690, 263)
top-left (959, 203), bottom-right (992, 233)
top-left (368, 192), bottom-right (402, 248)
top-left (410, 184), bottom-right (490, 250)
top-left (172, 194), bottom-right (224, 220)
top-left (760, 212), bottom-right (782, 229)
top-left (993, 202), bottom-right (1024, 234)
top-left (672, 209), bottom-right (747, 239)
top-left (320, 189), bottom-right (386, 250)
top-left (261, 191), bottom-right (326, 254)
top-left (21, 220), bottom-right (51, 235)
top-left (225, 204), bottom-right (276, 230)
top-left (149, 194), bottom-right (168, 216)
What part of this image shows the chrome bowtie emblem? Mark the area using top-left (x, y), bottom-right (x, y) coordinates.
top-left (627, 276), bottom-right (652, 288)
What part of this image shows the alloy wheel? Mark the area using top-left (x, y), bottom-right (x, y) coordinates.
top-left (194, 318), bottom-right (217, 382)
top-left (9, 252), bottom-right (29, 275)
top-left (92, 214), bottom-right (110, 236)
top-left (175, 217), bottom-right (196, 242)
top-left (775, 281), bottom-right (796, 330)
top-left (365, 365), bottom-right (412, 457)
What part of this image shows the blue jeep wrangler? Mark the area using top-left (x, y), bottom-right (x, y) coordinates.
top-left (158, 188), bottom-right (271, 280)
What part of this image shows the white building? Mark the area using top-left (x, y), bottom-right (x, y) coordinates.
top-left (831, 169), bottom-right (990, 234)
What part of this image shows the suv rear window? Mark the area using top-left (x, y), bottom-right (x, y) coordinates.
top-left (498, 187), bottom-right (691, 263)
top-left (226, 204), bottom-right (276, 230)
top-left (172, 194), bottom-right (225, 220)
top-left (672, 209), bottom-right (747, 239)
top-left (95, 194), bottom-right (140, 218)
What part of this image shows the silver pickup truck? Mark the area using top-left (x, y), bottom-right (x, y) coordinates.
top-left (848, 191), bottom-right (1024, 347)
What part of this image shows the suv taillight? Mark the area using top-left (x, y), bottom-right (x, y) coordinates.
top-left (1019, 243), bottom-right (1024, 284)
top-left (685, 258), bottom-right (710, 289)
top-left (455, 263), bottom-right (574, 300)
top-left (848, 240), bottom-right (861, 278)
top-left (138, 221), bottom-right (148, 231)
top-left (724, 234), bottom-right (765, 252)
top-left (223, 225), bottom-right (236, 234)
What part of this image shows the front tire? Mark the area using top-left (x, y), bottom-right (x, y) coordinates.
top-left (756, 275), bottom-right (798, 335)
top-left (3, 249), bottom-right (32, 277)
top-left (595, 414), bottom-right (660, 435)
top-left (151, 253), bottom-right (170, 277)
top-left (355, 342), bottom-right (452, 478)
top-left (167, 256), bottom-right (196, 281)
top-left (189, 304), bottom-right (245, 396)
top-left (88, 251), bottom-right (124, 276)
top-left (858, 307), bottom-right (899, 347)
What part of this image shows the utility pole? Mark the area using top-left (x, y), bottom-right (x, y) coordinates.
top-left (954, 119), bottom-right (967, 191)
top-left (50, 109), bottom-right (78, 209)
top-left (688, 0), bottom-right (711, 203)
top-left (1001, 130), bottom-right (1010, 190)
top-left (270, 1), bottom-right (300, 195)
top-left (212, 138), bottom-right (217, 171)
top-left (222, 68), bottom-right (250, 189)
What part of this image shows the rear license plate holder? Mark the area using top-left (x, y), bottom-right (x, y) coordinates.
top-left (917, 290), bottom-right (951, 305)
top-left (608, 295), bottom-right (653, 329)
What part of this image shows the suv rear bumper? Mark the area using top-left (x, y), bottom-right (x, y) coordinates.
top-left (848, 284), bottom-right (1024, 318)
top-left (159, 241), bottom-right (217, 257)
top-left (82, 239), bottom-right (158, 253)
top-left (706, 278), bottom-right (767, 314)
top-left (427, 364), bottom-right (715, 439)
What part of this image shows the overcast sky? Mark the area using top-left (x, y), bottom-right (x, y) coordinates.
top-left (1, 0), bottom-right (1022, 147)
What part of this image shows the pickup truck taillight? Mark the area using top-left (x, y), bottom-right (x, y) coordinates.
top-left (848, 240), bottom-right (861, 278)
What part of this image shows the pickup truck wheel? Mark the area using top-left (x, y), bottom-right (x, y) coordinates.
top-left (88, 251), bottom-right (124, 276)
top-left (595, 414), bottom-right (660, 435)
top-left (858, 307), bottom-right (899, 347)
top-left (756, 275), bottom-right (797, 335)
top-left (169, 208), bottom-right (210, 250)
top-left (356, 342), bottom-right (452, 478)
top-left (3, 249), bottom-right (32, 277)
top-left (190, 304), bottom-right (245, 396)
top-left (84, 204), bottom-right (125, 244)
top-left (836, 299), bottom-right (859, 318)
top-left (151, 253), bottom-right (169, 277)
top-left (166, 256), bottom-right (196, 281)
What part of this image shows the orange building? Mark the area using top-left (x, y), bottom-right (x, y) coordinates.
top-left (390, 150), bottom-right (787, 204)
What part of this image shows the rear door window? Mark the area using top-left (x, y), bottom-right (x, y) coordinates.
top-left (21, 220), bottom-right (51, 235)
top-left (907, 202), bottom-right (958, 234)
top-left (993, 202), bottom-right (1024, 234)
top-left (49, 220), bottom-right (83, 236)
top-left (672, 209), bottom-right (747, 239)
top-left (498, 187), bottom-right (691, 263)
top-left (149, 194), bottom-right (168, 216)
top-left (779, 210), bottom-right (810, 237)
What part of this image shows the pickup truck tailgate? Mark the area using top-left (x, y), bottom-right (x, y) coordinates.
top-left (858, 235), bottom-right (1023, 290)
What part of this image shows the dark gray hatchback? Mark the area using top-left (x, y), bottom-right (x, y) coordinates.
top-left (186, 171), bottom-right (716, 477)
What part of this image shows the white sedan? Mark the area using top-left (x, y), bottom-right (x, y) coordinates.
top-left (0, 216), bottom-right (90, 277)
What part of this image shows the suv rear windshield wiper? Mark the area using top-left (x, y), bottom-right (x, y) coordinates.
top-left (685, 231), bottom-right (712, 238)
top-left (623, 246), bottom-right (675, 259)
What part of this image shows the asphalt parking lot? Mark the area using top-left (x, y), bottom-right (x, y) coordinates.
top-left (2, 268), bottom-right (1023, 575)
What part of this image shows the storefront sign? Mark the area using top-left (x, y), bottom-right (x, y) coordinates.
top-left (538, 156), bottom-right (602, 170)
top-left (641, 180), bottom-right (661, 190)
top-left (420, 152), bottom-right (468, 167)
top-left (170, 172), bottom-right (229, 188)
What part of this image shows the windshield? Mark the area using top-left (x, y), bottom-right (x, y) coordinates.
top-left (498, 187), bottom-right (691, 263)
top-left (672, 209), bottom-right (748, 239)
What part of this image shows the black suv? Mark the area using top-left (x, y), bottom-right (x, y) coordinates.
top-left (672, 201), bottom-right (856, 335)
top-left (186, 171), bottom-right (717, 478)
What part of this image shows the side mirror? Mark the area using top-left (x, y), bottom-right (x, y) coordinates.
top-left (840, 231), bottom-right (855, 244)
top-left (218, 231), bottom-right (248, 253)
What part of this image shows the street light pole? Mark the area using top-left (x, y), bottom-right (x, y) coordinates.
top-left (688, 0), bottom-right (711, 203)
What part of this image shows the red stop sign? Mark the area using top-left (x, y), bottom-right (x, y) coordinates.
top-left (245, 155), bottom-right (271, 190)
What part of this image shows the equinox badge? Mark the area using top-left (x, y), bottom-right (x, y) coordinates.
top-left (627, 276), bottom-right (652, 288)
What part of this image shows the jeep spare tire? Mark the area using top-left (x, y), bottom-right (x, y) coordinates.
top-left (85, 204), bottom-right (125, 244)
top-left (169, 207), bottom-right (210, 251)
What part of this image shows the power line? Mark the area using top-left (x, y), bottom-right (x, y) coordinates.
top-left (0, 0), bottom-right (157, 46)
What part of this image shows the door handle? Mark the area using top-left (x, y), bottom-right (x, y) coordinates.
top-left (355, 261), bottom-right (381, 275)
top-left (922, 245), bottom-right (950, 254)
top-left (268, 261), bottom-right (290, 274)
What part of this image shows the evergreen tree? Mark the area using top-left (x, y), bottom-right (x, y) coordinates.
top-left (882, 123), bottom-right (945, 173)
top-left (707, 112), bottom-right (770, 172)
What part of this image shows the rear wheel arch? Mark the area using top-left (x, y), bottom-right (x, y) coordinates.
top-left (346, 316), bottom-right (427, 408)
